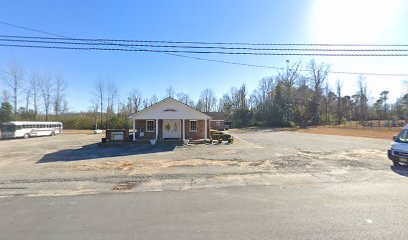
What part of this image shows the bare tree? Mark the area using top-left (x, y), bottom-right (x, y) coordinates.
top-left (323, 81), bottom-right (333, 124)
top-left (176, 92), bottom-right (194, 106)
top-left (106, 79), bottom-right (118, 120)
top-left (61, 100), bottom-right (68, 114)
top-left (280, 60), bottom-right (302, 122)
top-left (53, 74), bottom-right (67, 117)
top-left (29, 73), bottom-right (41, 119)
top-left (1, 89), bottom-right (10, 103)
top-left (3, 65), bottom-right (23, 115)
top-left (336, 79), bottom-right (343, 125)
top-left (356, 75), bottom-right (368, 122)
top-left (234, 84), bottom-right (248, 110)
top-left (249, 77), bottom-right (275, 123)
top-left (380, 90), bottom-right (390, 127)
top-left (218, 93), bottom-right (233, 120)
top-left (89, 99), bottom-right (100, 129)
top-left (40, 74), bottom-right (53, 121)
top-left (165, 86), bottom-right (175, 98)
top-left (149, 95), bottom-right (158, 106)
top-left (197, 88), bottom-right (217, 112)
top-left (94, 78), bottom-right (105, 129)
top-left (128, 88), bottom-right (142, 113)
top-left (24, 87), bottom-right (31, 111)
top-left (308, 60), bottom-right (330, 125)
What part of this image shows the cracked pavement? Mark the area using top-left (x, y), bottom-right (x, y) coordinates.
top-left (0, 128), bottom-right (404, 197)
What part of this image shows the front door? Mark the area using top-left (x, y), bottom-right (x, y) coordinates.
top-left (162, 120), bottom-right (181, 139)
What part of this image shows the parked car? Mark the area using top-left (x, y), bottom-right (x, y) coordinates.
top-left (94, 129), bottom-right (103, 134)
top-left (388, 125), bottom-right (408, 165)
top-left (224, 121), bottom-right (232, 130)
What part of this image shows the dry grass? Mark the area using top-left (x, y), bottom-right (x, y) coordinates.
top-left (298, 126), bottom-right (401, 140)
top-left (63, 129), bottom-right (105, 135)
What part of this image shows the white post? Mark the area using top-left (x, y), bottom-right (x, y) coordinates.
top-left (132, 119), bottom-right (136, 141)
top-left (204, 118), bottom-right (207, 140)
top-left (155, 119), bottom-right (158, 140)
top-left (182, 119), bottom-right (185, 141)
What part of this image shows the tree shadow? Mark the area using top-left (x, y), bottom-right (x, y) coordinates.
top-left (390, 163), bottom-right (408, 177)
top-left (37, 143), bottom-right (176, 163)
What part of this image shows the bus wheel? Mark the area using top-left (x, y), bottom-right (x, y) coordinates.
top-left (51, 132), bottom-right (56, 136)
top-left (23, 133), bottom-right (29, 139)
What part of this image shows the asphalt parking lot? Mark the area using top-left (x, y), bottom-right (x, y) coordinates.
top-left (0, 129), bottom-right (405, 196)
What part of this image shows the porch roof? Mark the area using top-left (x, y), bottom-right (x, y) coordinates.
top-left (129, 97), bottom-right (212, 120)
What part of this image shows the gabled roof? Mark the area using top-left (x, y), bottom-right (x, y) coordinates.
top-left (129, 97), bottom-right (212, 120)
top-left (204, 112), bottom-right (225, 121)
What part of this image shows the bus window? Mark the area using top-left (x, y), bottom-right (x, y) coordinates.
top-left (16, 125), bottom-right (22, 130)
top-left (2, 125), bottom-right (15, 132)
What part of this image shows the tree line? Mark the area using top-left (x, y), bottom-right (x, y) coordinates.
top-left (223, 60), bottom-right (408, 128)
top-left (1, 59), bottom-right (408, 129)
top-left (1, 64), bottom-right (68, 123)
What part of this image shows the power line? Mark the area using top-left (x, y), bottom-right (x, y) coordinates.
top-left (1, 20), bottom-right (408, 76)
top-left (0, 21), bottom-right (288, 69)
top-left (1, 36), bottom-right (408, 52)
top-left (0, 23), bottom-right (407, 47)
top-left (2, 43), bottom-right (408, 56)
top-left (1, 35), bottom-right (408, 52)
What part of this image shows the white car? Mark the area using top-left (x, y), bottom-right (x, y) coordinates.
top-left (388, 125), bottom-right (408, 165)
top-left (94, 129), bottom-right (103, 134)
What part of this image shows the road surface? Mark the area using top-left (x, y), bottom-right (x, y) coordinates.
top-left (1, 179), bottom-right (408, 240)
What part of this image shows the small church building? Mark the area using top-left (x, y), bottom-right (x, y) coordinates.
top-left (129, 97), bottom-right (212, 142)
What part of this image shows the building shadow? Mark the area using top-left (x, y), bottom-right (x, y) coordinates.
top-left (390, 164), bottom-right (408, 177)
top-left (37, 143), bottom-right (176, 163)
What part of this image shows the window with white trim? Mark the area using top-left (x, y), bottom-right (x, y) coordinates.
top-left (146, 120), bottom-right (155, 132)
top-left (190, 120), bottom-right (197, 132)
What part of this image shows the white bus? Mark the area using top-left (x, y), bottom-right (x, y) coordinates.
top-left (1, 121), bottom-right (63, 139)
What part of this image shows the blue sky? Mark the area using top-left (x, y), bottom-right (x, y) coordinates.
top-left (0, 0), bottom-right (407, 112)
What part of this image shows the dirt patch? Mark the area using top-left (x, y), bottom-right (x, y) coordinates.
top-left (297, 127), bottom-right (401, 140)
top-left (53, 159), bottom-right (243, 175)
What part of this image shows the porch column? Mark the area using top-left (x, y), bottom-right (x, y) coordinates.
top-left (204, 118), bottom-right (208, 140)
top-left (155, 119), bottom-right (158, 140)
top-left (182, 119), bottom-right (185, 141)
top-left (132, 118), bottom-right (136, 141)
